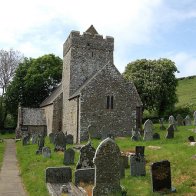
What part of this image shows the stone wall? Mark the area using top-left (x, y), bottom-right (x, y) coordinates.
top-left (52, 93), bottom-right (63, 133)
top-left (79, 63), bottom-right (141, 141)
top-left (43, 104), bottom-right (53, 135)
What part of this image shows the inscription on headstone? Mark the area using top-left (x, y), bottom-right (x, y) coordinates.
top-left (54, 131), bottom-right (66, 151)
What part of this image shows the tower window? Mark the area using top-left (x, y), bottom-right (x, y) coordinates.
top-left (106, 96), bottom-right (114, 109)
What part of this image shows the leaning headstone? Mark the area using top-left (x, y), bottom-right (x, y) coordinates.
top-left (46, 167), bottom-right (72, 183)
top-left (31, 134), bottom-right (38, 144)
top-left (54, 131), bottom-right (66, 151)
top-left (63, 148), bottom-right (75, 165)
top-left (76, 141), bottom-right (95, 169)
top-left (143, 119), bottom-right (153, 141)
top-left (22, 133), bottom-right (30, 145)
top-left (159, 118), bottom-right (166, 130)
top-left (188, 136), bottom-right (195, 142)
top-left (42, 147), bottom-right (51, 158)
top-left (151, 160), bottom-right (176, 193)
top-left (36, 134), bottom-right (45, 154)
top-left (49, 133), bottom-right (55, 144)
top-left (75, 168), bottom-right (95, 185)
top-left (93, 138), bottom-right (122, 196)
top-left (65, 134), bottom-right (74, 144)
top-left (193, 111), bottom-right (196, 126)
top-left (165, 124), bottom-right (174, 139)
top-left (176, 114), bottom-right (184, 126)
top-left (184, 115), bottom-right (192, 126)
top-left (153, 133), bottom-right (160, 140)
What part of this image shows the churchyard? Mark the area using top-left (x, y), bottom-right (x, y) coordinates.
top-left (10, 120), bottom-right (195, 196)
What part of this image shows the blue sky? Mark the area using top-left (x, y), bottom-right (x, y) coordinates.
top-left (0, 0), bottom-right (196, 77)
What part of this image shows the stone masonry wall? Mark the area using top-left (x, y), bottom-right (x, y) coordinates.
top-left (43, 104), bottom-right (53, 135)
top-left (79, 63), bottom-right (141, 141)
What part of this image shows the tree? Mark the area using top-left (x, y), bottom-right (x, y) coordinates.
top-left (5, 54), bottom-right (63, 120)
top-left (123, 58), bottom-right (178, 116)
top-left (0, 49), bottom-right (23, 94)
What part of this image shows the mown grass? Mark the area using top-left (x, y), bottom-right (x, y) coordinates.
top-left (0, 132), bottom-right (15, 139)
top-left (16, 124), bottom-right (196, 196)
top-left (0, 141), bottom-right (6, 170)
top-left (176, 77), bottom-right (196, 110)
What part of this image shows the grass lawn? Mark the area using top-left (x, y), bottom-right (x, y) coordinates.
top-left (0, 141), bottom-right (6, 170)
top-left (16, 124), bottom-right (196, 196)
top-left (0, 132), bottom-right (15, 139)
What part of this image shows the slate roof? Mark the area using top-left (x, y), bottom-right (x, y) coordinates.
top-left (40, 83), bottom-right (62, 107)
top-left (85, 25), bottom-right (99, 35)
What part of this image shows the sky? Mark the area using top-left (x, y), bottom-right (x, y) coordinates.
top-left (0, 0), bottom-right (196, 78)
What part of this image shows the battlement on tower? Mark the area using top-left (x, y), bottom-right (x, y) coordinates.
top-left (63, 29), bottom-right (114, 57)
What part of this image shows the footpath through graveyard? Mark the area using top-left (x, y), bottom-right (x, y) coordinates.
top-left (0, 139), bottom-right (27, 196)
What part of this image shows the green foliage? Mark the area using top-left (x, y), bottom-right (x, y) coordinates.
top-left (123, 58), bottom-right (178, 116)
top-left (0, 142), bottom-right (6, 169)
top-left (5, 54), bottom-right (63, 119)
top-left (0, 96), bottom-right (7, 129)
top-left (16, 125), bottom-right (196, 195)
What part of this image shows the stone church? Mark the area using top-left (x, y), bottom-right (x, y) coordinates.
top-left (17, 25), bottom-right (142, 143)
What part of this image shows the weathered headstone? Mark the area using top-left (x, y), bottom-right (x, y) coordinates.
top-left (165, 124), bottom-right (174, 139)
top-left (36, 134), bottom-right (45, 154)
top-left (194, 111), bottom-right (196, 126)
top-left (54, 131), bottom-right (66, 151)
top-left (159, 118), bottom-right (166, 130)
top-left (75, 168), bottom-right (95, 185)
top-left (153, 133), bottom-right (160, 140)
top-left (22, 133), bottom-right (30, 145)
top-left (168, 115), bottom-right (177, 130)
top-left (188, 136), bottom-right (195, 142)
top-left (31, 134), bottom-right (38, 144)
top-left (65, 134), bottom-right (74, 144)
top-left (42, 147), bottom-right (51, 158)
top-left (131, 128), bottom-right (141, 141)
top-left (93, 138), bottom-right (122, 196)
top-left (151, 160), bottom-right (176, 193)
top-left (63, 148), bottom-right (75, 165)
top-left (184, 115), bottom-right (192, 126)
top-left (176, 114), bottom-right (184, 126)
top-left (143, 119), bottom-right (153, 141)
top-left (76, 141), bottom-right (95, 169)
top-left (88, 124), bottom-right (101, 139)
top-left (49, 133), bottom-right (55, 144)
top-left (130, 154), bottom-right (146, 176)
top-left (46, 167), bottom-right (72, 183)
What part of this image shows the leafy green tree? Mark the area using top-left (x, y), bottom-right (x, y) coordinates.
top-left (5, 54), bottom-right (63, 120)
top-left (123, 58), bottom-right (178, 116)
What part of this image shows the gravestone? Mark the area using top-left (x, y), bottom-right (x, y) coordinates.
top-left (75, 168), bottom-right (95, 185)
top-left (31, 134), bottom-right (38, 144)
top-left (121, 155), bottom-right (129, 169)
top-left (46, 167), bottom-right (72, 183)
top-left (49, 133), bottom-right (55, 144)
top-left (63, 148), bottom-right (75, 165)
top-left (143, 119), bottom-right (153, 141)
top-left (159, 118), bottom-right (166, 130)
top-left (120, 156), bottom-right (125, 178)
top-left (136, 146), bottom-right (145, 156)
top-left (76, 141), bottom-right (95, 169)
top-left (176, 114), bottom-right (184, 126)
top-left (194, 111), bottom-right (196, 126)
top-left (151, 160), bottom-right (176, 193)
top-left (22, 133), bottom-right (30, 145)
top-left (88, 124), bottom-right (101, 139)
top-left (131, 128), bottom-right (141, 141)
top-left (165, 124), bottom-right (174, 139)
top-left (54, 131), bottom-right (66, 151)
top-left (93, 138), bottom-right (122, 196)
top-left (153, 133), bottom-right (160, 140)
top-left (168, 115), bottom-right (177, 130)
top-left (184, 115), bottom-right (192, 126)
top-left (130, 154), bottom-right (146, 176)
top-left (65, 134), bottom-right (74, 144)
top-left (36, 134), bottom-right (45, 154)
top-left (42, 147), bottom-right (51, 158)
top-left (188, 136), bottom-right (195, 142)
